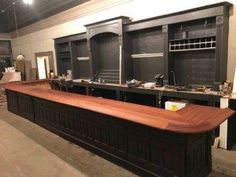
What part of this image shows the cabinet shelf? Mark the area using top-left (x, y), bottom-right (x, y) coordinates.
top-left (77, 56), bottom-right (89, 61)
top-left (169, 36), bottom-right (216, 52)
top-left (131, 53), bottom-right (163, 59)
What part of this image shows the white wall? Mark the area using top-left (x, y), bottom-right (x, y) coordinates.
top-left (227, 5), bottom-right (236, 81)
top-left (10, 0), bottom-right (236, 80)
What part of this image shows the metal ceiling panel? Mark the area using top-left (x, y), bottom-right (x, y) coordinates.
top-left (0, 0), bottom-right (89, 33)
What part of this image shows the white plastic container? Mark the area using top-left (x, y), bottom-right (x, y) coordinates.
top-left (67, 70), bottom-right (72, 80)
top-left (165, 101), bottom-right (187, 111)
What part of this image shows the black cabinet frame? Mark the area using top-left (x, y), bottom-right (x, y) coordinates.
top-left (55, 2), bottom-right (232, 87)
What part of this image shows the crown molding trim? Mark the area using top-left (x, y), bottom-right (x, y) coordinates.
top-left (0, 33), bottom-right (11, 40)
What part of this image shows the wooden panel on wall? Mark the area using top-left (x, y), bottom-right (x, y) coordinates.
top-left (91, 33), bottom-right (119, 70)
top-left (173, 50), bottom-right (216, 86)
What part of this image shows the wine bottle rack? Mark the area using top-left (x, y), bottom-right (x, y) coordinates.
top-left (169, 36), bottom-right (216, 52)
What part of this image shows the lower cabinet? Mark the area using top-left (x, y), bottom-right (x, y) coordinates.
top-left (6, 90), bottom-right (212, 177)
top-left (6, 90), bottom-right (34, 121)
top-left (6, 90), bottom-right (18, 114)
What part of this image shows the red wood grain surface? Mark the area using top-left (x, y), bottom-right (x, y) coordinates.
top-left (4, 81), bottom-right (234, 133)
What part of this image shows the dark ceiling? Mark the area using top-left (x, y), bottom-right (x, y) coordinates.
top-left (0, 0), bottom-right (89, 33)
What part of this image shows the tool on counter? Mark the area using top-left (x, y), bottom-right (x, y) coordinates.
top-left (155, 73), bottom-right (164, 87)
top-left (126, 79), bottom-right (141, 88)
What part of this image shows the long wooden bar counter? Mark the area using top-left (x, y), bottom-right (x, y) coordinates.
top-left (4, 80), bottom-right (234, 177)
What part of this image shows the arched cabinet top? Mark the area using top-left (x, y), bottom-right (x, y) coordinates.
top-left (85, 16), bottom-right (130, 40)
top-left (88, 29), bottom-right (119, 40)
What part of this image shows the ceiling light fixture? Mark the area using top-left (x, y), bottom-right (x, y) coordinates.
top-left (23, 0), bottom-right (33, 5)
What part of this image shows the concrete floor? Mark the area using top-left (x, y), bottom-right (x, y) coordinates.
top-left (0, 102), bottom-right (235, 177)
top-left (212, 145), bottom-right (236, 177)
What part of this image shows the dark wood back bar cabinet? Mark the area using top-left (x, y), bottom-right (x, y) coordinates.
top-left (53, 2), bottom-right (232, 108)
top-left (54, 2), bottom-right (231, 89)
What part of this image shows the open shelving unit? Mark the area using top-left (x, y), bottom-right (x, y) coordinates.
top-left (55, 38), bottom-right (71, 76)
top-left (125, 26), bottom-right (166, 82)
top-left (55, 33), bottom-right (91, 79)
top-left (70, 33), bottom-right (90, 79)
top-left (86, 16), bottom-right (130, 84)
top-left (89, 33), bottom-right (120, 83)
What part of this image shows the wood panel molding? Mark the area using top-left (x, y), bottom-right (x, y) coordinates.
top-left (0, 33), bottom-right (11, 40)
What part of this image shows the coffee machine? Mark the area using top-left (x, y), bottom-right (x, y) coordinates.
top-left (155, 74), bottom-right (164, 87)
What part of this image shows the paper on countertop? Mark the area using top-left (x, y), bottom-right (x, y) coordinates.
top-left (73, 79), bottom-right (91, 82)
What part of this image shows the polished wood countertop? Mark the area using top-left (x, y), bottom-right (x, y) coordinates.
top-left (4, 81), bottom-right (234, 134)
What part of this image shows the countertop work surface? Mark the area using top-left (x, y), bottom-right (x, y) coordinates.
top-left (72, 80), bottom-right (221, 96)
top-left (4, 81), bottom-right (234, 134)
